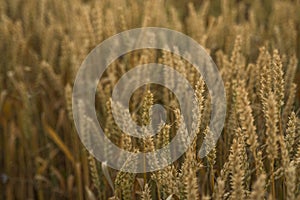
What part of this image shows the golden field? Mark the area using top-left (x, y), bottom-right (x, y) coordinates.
top-left (0, 0), bottom-right (300, 199)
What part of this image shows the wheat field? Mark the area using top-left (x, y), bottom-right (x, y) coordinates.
top-left (0, 0), bottom-right (300, 199)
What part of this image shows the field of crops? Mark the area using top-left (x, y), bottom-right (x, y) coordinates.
top-left (0, 0), bottom-right (300, 199)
